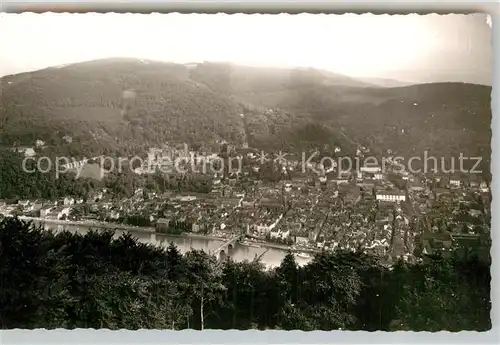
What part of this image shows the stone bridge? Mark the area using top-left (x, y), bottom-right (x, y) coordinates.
top-left (212, 233), bottom-right (246, 260)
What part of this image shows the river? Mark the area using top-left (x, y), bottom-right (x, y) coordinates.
top-left (35, 221), bottom-right (312, 268)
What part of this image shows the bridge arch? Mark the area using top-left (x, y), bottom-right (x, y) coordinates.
top-left (212, 234), bottom-right (245, 258)
top-left (219, 250), bottom-right (226, 261)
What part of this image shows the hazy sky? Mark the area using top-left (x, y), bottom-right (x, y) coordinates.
top-left (0, 13), bottom-right (492, 84)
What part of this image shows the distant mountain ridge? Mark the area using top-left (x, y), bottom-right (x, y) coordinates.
top-left (0, 58), bottom-right (491, 168)
top-left (355, 77), bottom-right (413, 88)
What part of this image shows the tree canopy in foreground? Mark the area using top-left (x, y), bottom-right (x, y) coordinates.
top-left (0, 218), bottom-right (491, 331)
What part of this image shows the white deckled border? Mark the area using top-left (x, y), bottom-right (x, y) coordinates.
top-left (0, 2), bottom-right (498, 344)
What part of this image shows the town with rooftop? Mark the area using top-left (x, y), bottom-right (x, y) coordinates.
top-left (0, 138), bottom-right (491, 264)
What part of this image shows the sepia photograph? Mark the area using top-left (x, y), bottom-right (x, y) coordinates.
top-left (0, 12), bottom-right (492, 332)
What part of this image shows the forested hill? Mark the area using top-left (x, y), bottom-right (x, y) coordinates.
top-left (0, 59), bottom-right (246, 156)
top-left (0, 59), bottom-right (492, 162)
top-left (232, 80), bottom-right (491, 162)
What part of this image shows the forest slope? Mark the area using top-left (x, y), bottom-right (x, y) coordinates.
top-left (0, 59), bottom-right (491, 167)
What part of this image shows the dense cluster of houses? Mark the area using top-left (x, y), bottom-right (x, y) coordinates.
top-left (0, 196), bottom-right (82, 220)
top-left (409, 173), bottom-right (491, 261)
top-left (1, 142), bottom-right (491, 263)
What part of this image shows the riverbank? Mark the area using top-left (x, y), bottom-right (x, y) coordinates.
top-left (245, 234), bottom-right (321, 254)
top-left (17, 216), bottom-right (320, 254)
top-left (18, 216), bottom-right (156, 234)
top-left (254, 241), bottom-right (321, 254)
top-left (156, 231), bottom-right (226, 242)
top-left (18, 216), bottom-right (233, 243)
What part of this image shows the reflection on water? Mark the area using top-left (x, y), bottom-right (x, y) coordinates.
top-left (38, 222), bottom-right (311, 268)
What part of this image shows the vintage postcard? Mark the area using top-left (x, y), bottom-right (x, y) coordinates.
top-left (0, 12), bottom-right (492, 333)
